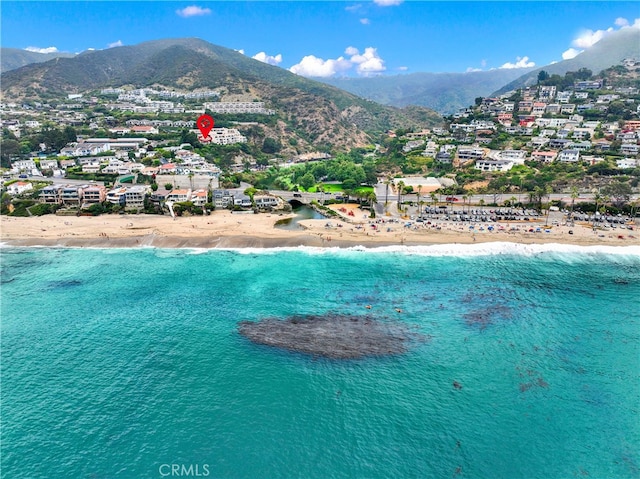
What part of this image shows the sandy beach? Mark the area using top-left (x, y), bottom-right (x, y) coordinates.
top-left (2, 208), bottom-right (638, 249)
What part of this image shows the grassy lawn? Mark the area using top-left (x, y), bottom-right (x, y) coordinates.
top-left (317, 184), bottom-right (374, 195)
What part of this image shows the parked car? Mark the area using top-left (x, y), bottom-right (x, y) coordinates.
top-left (446, 196), bottom-right (459, 202)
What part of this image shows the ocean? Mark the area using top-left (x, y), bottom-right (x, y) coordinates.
top-left (1, 244), bottom-right (639, 479)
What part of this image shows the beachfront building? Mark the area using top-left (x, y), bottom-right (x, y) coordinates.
top-left (39, 185), bottom-right (62, 204)
top-left (233, 194), bottom-right (252, 208)
top-left (106, 187), bottom-right (128, 206)
top-left (213, 190), bottom-right (233, 209)
top-left (190, 189), bottom-right (208, 207)
top-left (124, 186), bottom-right (148, 210)
top-left (254, 195), bottom-right (279, 209)
top-left (80, 185), bottom-right (106, 206)
top-left (167, 189), bottom-right (191, 203)
top-left (60, 186), bottom-right (82, 206)
top-left (6, 181), bottom-right (34, 196)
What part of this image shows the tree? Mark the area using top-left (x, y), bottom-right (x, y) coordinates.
top-left (342, 178), bottom-right (358, 191)
top-left (397, 180), bottom-right (405, 211)
top-left (180, 129), bottom-right (200, 147)
top-left (299, 173), bottom-right (315, 191)
top-left (570, 186), bottom-right (579, 214)
top-left (602, 182), bottom-right (632, 208)
top-left (367, 192), bottom-right (377, 218)
top-left (262, 137), bottom-right (282, 154)
top-left (165, 183), bottom-right (173, 191)
top-left (537, 70), bottom-right (549, 83)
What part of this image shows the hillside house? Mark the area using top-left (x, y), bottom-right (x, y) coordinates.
top-left (474, 159), bottom-right (514, 172)
top-left (558, 149), bottom-right (580, 163)
top-left (531, 151), bottom-right (558, 163)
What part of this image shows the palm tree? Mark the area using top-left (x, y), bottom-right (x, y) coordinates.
top-left (499, 185), bottom-right (508, 205)
top-left (543, 185), bottom-right (553, 226)
top-left (569, 186), bottom-right (579, 225)
top-left (430, 192), bottom-right (438, 209)
top-left (397, 180), bottom-right (405, 213)
top-left (593, 190), bottom-right (602, 229)
top-left (416, 184), bottom-right (422, 216)
top-left (462, 194), bottom-right (469, 214)
top-left (570, 186), bottom-right (579, 212)
top-left (367, 192), bottom-right (377, 218)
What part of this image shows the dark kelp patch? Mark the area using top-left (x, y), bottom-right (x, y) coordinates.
top-left (238, 314), bottom-right (425, 359)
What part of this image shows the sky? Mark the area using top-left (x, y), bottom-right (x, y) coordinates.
top-left (2, 1), bottom-right (639, 77)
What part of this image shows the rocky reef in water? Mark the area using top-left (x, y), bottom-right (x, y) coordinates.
top-left (238, 314), bottom-right (425, 359)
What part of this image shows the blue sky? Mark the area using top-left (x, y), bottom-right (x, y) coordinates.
top-left (2, 1), bottom-right (639, 76)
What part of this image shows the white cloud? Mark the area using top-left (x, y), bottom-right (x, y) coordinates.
top-left (289, 55), bottom-right (352, 77)
top-left (614, 17), bottom-right (629, 27)
top-left (252, 51), bottom-right (283, 66)
top-left (234, 49), bottom-right (245, 55)
top-left (466, 67), bottom-right (482, 73)
top-left (572, 27), bottom-right (614, 48)
top-left (562, 47), bottom-right (582, 60)
top-left (345, 46), bottom-right (359, 56)
top-left (373, 0), bottom-right (403, 6)
top-left (176, 5), bottom-right (212, 18)
top-left (345, 4), bottom-right (362, 12)
top-left (107, 40), bottom-right (123, 48)
top-left (500, 56), bottom-right (535, 69)
top-left (360, 18), bottom-right (370, 25)
top-left (25, 46), bottom-right (58, 54)
top-left (349, 47), bottom-right (386, 76)
top-left (397, 66), bottom-right (408, 71)
top-left (290, 46), bottom-right (386, 77)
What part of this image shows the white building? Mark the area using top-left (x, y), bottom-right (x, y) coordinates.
top-left (474, 159), bottom-right (514, 172)
top-left (558, 149), bottom-right (580, 163)
top-left (497, 150), bottom-right (527, 164)
top-left (616, 158), bottom-right (639, 169)
top-left (203, 101), bottom-right (274, 114)
top-left (201, 128), bottom-right (247, 145)
top-left (6, 181), bottom-right (33, 196)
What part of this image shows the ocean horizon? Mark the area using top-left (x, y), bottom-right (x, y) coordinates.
top-left (2, 244), bottom-right (639, 478)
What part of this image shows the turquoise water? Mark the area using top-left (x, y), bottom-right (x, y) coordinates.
top-left (1, 245), bottom-right (639, 479)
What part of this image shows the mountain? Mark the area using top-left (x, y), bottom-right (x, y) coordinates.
top-left (494, 28), bottom-right (640, 95)
top-left (318, 68), bottom-right (535, 115)
top-left (0, 38), bottom-right (443, 151)
top-left (1, 48), bottom-right (75, 73)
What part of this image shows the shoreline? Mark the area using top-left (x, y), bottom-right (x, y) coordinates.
top-left (2, 211), bottom-right (639, 251)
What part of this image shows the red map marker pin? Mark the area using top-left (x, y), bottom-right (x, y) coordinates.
top-left (197, 114), bottom-right (214, 138)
